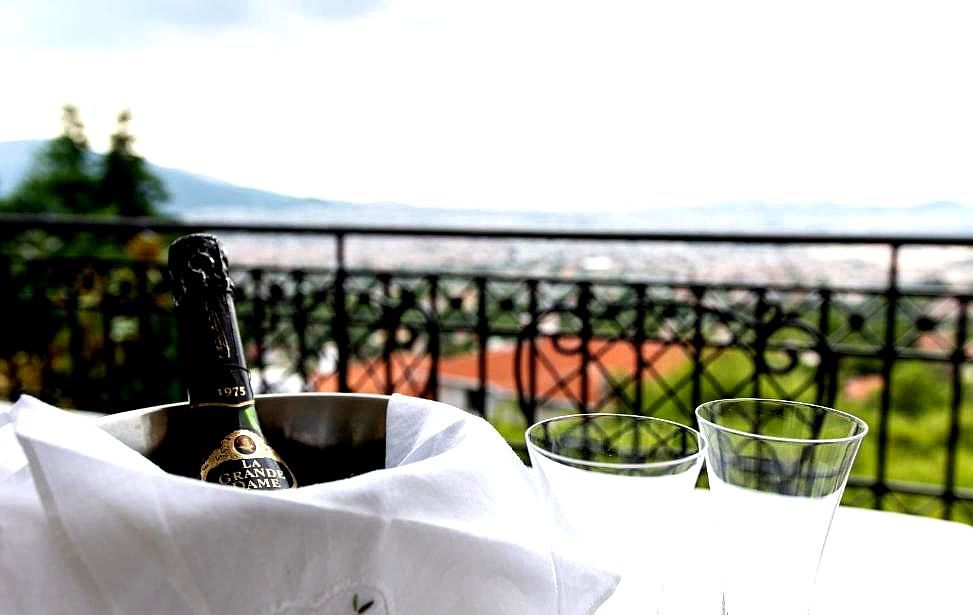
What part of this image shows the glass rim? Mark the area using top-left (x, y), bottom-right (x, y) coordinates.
top-left (694, 398), bottom-right (869, 445)
top-left (525, 412), bottom-right (707, 471)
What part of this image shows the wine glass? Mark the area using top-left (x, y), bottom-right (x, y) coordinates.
top-left (526, 413), bottom-right (706, 614)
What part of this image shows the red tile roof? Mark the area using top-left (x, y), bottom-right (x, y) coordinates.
top-left (312, 337), bottom-right (687, 407)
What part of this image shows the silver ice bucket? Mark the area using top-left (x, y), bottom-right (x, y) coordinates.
top-left (96, 393), bottom-right (389, 485)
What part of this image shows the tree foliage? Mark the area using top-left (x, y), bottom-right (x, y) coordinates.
top-left (98, 110), bottom-right (168, 217)
top-left (3, 106), bottom-right (99, 214)
top-left (0, 107), bottom-right (175, 410)
top-left (0, 105), bottom-right (168, 216)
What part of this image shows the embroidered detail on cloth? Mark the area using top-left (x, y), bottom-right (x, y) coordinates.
top-left (321, 584), bottom-right (389, 615)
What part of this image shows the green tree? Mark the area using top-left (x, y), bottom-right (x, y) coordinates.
top-left (1, 107), bottom-right (176, 410)
top-left (3, 105), bottom-right (100, 214)
top-left (2, 106), bottom-right (168, 217)
top-left (97, 110), bottom-right (168, 217)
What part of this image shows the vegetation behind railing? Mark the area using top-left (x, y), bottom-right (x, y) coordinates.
top-left (2, 214), bottom-right (971, 523)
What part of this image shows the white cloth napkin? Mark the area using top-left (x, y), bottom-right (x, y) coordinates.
top-left (0, 394), bottom-right (617, 615)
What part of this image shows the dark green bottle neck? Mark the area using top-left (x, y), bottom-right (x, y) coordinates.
top-left (185, 364), bottom-right (263, 435)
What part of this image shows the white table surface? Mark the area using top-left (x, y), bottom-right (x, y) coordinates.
top-left (597, 490), bottom-right (973, 614)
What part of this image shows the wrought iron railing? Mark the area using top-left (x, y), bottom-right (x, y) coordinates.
top-left (2, 214), bottom-right (971, 522)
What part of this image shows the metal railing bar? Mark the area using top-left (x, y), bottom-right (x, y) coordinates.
top-left (4, 213), bottom-right (973, 247)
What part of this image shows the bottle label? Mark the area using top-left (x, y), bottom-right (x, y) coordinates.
top-left (200, 429), bottom-right (297, 489)
top-left (189, 367), bottom-right (255, 409)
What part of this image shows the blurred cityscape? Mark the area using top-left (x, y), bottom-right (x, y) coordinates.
top-left (5, 136), bottom-right (970, 290)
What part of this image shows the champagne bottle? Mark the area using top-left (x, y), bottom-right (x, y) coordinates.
top-left (167, 233), bottom-right (296, 490)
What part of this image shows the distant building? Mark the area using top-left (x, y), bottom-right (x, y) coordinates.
top-left (311, 337), bottom-right (687, 419)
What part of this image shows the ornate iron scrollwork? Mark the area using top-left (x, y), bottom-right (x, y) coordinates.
top-left (514, 289), bottom-right (838, 428)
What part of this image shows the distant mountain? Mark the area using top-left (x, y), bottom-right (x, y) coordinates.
top-left (0, 139), bottom-right (308, 212)
top-left (0, 140), bottom-right (37, 195)
top-left (675, 200), bottom-right (973, 235)
top-left (2, 139), bottom-right (971, 234)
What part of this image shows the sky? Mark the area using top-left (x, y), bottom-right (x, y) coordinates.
top-left (1, 0), bottom-right (972, 212)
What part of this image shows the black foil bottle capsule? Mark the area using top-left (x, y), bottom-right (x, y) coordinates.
top-left (167, 233), bottom-right (295, 490)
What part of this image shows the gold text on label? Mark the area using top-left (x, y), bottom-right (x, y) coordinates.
top-left (199, 429), bottom-right (296, 487)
